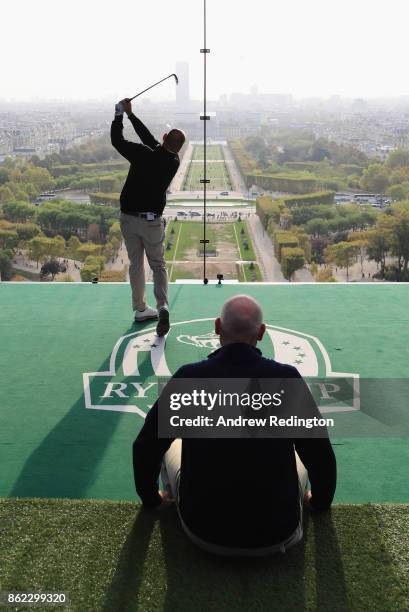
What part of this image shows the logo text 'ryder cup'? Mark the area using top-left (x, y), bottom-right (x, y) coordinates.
top-left (83, 318), bottom-right (360, 418)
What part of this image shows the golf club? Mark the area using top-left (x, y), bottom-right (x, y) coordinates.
top-left (129, 73), bottom-right (179, 101)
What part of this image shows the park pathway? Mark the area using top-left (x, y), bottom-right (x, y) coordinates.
top-left (247, 215), bottom-right (287, 282)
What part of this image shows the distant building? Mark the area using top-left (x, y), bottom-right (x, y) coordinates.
top-left (13, 147), bottom-right (36, 158)
top-left (175, 62), bottom-right (190, 108)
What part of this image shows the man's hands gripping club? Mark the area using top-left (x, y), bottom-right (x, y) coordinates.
top-left (115, 98), bottom-right (133, 117)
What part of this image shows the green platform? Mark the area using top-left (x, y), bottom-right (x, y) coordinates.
top-left (0, 283), bottom-right (408, 503)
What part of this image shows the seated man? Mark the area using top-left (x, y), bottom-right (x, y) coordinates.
top-left (133, 295), bottom-right (336, 556)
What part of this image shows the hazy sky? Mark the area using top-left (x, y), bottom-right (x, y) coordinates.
top-left (2, 0), bottom-right (409, 102)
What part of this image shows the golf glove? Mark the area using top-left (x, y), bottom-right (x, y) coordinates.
top-left (115, 102), bottom-right (125, 117)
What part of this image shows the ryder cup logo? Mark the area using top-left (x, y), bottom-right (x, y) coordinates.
top-left (177, 332), bottom-right (220, 350)
top-left (83, 318), bottom-right (360, 417)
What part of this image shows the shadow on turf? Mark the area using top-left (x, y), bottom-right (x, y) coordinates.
top-left (9, 284), bottom-right (186, 500)
top-left (102, 507), bottom-right (349, 612)
top-left (9, 324), bottom-right (151, 500)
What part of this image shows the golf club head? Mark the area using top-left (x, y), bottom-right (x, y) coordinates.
top-left (173, 73), bottom-right (179, 85)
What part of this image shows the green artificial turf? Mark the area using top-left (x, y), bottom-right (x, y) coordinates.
top-left (0, 499), bottom-right (408, 612)
top-left (1, 284), bottom-right (409, 505)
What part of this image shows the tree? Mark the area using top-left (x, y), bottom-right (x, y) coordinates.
top-left (77, 243), bottom-right (103, 261)
top-left (109, 236), bottom-right (121, 256)
top-left (387, 183), bottom-right (409, 201)
top-left (27, 236), bottom-right (50, 268)
top-left (80, 256), bottom-right (105, 281)
top-left (304, 218), bottom-right (330, 236)
top-left (40, 259), bottom-right (64, 280)
top-left (386, 149), bottom-right (409, 169)
top-left (80, 265), bottom-right (99, 282)
top-left (48, 235), bottom-right (66, 260)
top-left (281, 247), bottom-right (305, 281)
top-left (108, 222), bottom-right (122, 243)
top-left (0, 167), bottom-right (9, 185)
top-left (0, 251), bottom-right (13, 281)
top-left (103, 242), bottom-right (115, 261)
top-left (22, 166), bottom-right (53, 190)
top-left (2, 201), bottom-right (36, 223)
top-left (390, 209), bottom-right (409, 272)
top-left (36, 207), bottom-right (61, 232)
top-left (14, 223), bottom-right (42, 246)
top-left (324, 242), bottom-right (357, 281)
top-left (310, 236), bottom-right (332, 264)
top-left (0, 185), bottom-right (14, 203)
top-left (294, 230), bottom-right (311, 262)
top-left (348, 232), bottom-right (370, 276)
top-left (361, 163), bottom-right (389, 193)
top-left (315, 267), bottom-right (336, 282)
top-left (83, 255), bottom-right (105, 273)
top-left (67, 235), bottom-right (81, 259)
top-left (0, 229), bottom-right (18, 252)
top-left (366, 219), bottom-right (393, 275)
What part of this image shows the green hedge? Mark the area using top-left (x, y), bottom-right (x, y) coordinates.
top-left (256, 196), bottom-right (285, 228)
top-left (256, 192), bottom-right (334, 230)
top-left (229, 140), bottom-right (257, 184)
top-left (281, 246), bottom-right (306, 280)
top-left (273, 230), bottom-right (299, 261)
top-left (280, 191), bottom-right (335, 207)
top-left (284, 161), bottom-right (331, 172)
top-left (51, 160), bottom-right (127, 178)
top-left (89, 192), bottom-right (120, 206)
top-left (248, 173), bottom-right (318, 194)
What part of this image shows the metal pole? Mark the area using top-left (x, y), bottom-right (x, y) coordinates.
top-left (200, 0), bottom-right (209, 284)
top-left (203, 0), bottom-right (207, 283)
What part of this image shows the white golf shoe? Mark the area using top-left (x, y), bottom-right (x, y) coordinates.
top-left (133, 306), bottom-right (158, 322)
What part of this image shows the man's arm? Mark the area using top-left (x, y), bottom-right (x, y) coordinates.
top-left (291, 374), bottom-right (337, 510)
top-left (110, 114), bottom-right (145, 163)
top-left (122, 99), bottom-right (160, 149)
top-left (132, 366), bottom-right (190, 509)
top-left (132, 399), bottom-right (174, 509)
top-left (128, 113), bottom-right (160, 149)
top-left (295, 437), bottom-right (336, 510)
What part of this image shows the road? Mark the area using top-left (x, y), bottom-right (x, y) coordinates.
top-left (247, 215), bottom-right (287, 282)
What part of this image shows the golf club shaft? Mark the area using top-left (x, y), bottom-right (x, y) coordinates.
top-left (129, 74), bottom-right (177, 101)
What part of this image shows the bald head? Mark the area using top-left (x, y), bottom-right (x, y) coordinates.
top-left (216, 295), bottom-right (265, 346)
top-left (163, 129), bottom-right (186, 153)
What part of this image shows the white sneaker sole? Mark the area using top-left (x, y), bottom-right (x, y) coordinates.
top-left (133, 314), bottom-right (158, 323)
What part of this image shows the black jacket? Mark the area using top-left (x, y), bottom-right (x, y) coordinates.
top-left (110, 114), bottom-right (179, 215)
top-left (133, 343), bottom-right (337, 549)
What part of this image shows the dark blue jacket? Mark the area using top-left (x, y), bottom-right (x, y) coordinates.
top-left (133, 343), bottom-right (336, 548)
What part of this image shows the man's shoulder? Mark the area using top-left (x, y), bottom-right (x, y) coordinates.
top-left (173, 360), bottom-right (211, 378)
top-left (258, 355), bottom-right (301, 378)
top-left (173, 354), bottom-right (301, 379)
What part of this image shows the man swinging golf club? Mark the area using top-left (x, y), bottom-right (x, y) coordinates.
top-left (111, 97), bottom-right (185, 336)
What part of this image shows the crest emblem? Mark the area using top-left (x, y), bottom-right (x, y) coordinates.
top-left (83, 318), bottom-right (360, 416)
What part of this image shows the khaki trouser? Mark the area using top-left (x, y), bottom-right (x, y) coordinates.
top-left (120, 212), bottom-right (168, 312)
top-left (161, 439), bottom-right (308, 556)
